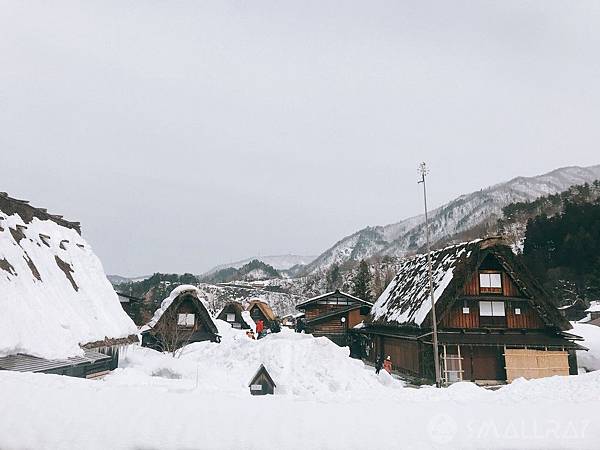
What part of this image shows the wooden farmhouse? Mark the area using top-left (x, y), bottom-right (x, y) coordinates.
top-left (217, 302), bottom-right (255, 330)
top-left (0, 192), bottom-right (138, 378)
top-left (248, 364), bottom-right (276, 395)
top-left (350, 238), bottom-right (586, 385)
top-left (247, 299), bottom-right (278, 331)
top-left (296, 290), bottom-right (372, 346)
top-left (141, 286), bottom-right (220, 351)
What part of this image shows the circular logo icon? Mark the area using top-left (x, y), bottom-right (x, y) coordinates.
top-left (428, 413), bottom-right (458, 444)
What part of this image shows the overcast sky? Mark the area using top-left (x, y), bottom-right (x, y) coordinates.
top-left (1, 1), bottom-right (599, 276)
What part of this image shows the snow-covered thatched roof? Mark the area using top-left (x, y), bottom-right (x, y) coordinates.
top-left (370, 237), bottom-right (571, 330)
top-left (0, 193), bottom-right (138, 359)
top-left (142, 285), bottom-right (218, 335)
top-left (370, 240), bottom-right (475, 327)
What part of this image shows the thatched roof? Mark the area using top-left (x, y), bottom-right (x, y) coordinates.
top-left (247, 299), bottom-right (277, 321)
top-left (142, 286), bottom-right (219, 336)
top-left (369, 237), bottom-right (571, 331)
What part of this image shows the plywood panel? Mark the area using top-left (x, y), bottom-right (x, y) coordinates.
top-left (504, 349), bottom-right (569, 382)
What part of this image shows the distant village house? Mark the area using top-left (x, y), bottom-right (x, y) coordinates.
top-left (296, 290), bottom-right (372, 346)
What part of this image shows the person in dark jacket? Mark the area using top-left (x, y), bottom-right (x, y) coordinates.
top-left (375, 355), bottom-right (383, 375)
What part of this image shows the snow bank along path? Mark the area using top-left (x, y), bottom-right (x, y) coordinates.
top-left (0, 324), bottom-right (599, 449)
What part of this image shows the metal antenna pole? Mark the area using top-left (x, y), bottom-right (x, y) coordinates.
top-left (418, 162), bottom-right (441, 387)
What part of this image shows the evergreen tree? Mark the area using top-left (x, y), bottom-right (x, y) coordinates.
top-left (352, 260), bottom-right (372, 301)
top-left (326, 263), bottom-right (341, 291)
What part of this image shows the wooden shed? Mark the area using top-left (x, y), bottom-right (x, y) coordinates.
top-left (296, 290), bottom-right (372, 346)
top-left (248, 364), bottom-right (276, 395)
top-left (141, 286), bottom-right (220, 352)
top-left (351, 238), bottom-right (586, 385)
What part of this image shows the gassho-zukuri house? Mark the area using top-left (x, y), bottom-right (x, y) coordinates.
top-left (140, 285), bottom-right (220, 350)
top-left (350, 237), bottom-right (586, 385)
top-left (0, 192), bottom-right (138, 378)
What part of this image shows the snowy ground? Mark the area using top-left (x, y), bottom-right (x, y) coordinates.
top-left (1, 324), bottom-right (599, 449)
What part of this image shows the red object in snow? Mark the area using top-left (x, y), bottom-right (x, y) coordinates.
top-left (383, 358), bottom-right (392, 374)
top-left (256, 320), bottom-right (264, 334)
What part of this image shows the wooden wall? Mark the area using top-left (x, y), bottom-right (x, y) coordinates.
top-left (463, 271), bottom-right (522, 297)
top-left (304, 304), bottom-right (351, 320)
top-left (382, 337), bottom-right (420, 376)
top-left (440, 300), bottom-right (544, 329)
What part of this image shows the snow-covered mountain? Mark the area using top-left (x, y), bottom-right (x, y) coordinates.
top-left (202, 254), bottom-right (317, 277)
top-left (302, 165), bottom-right (600, 275)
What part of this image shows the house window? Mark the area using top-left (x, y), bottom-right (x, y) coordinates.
top-left (514, 308), bottom-right (521, 315)
top-left (177, 313), bottom-right (195, 327)
top-left (226, 313), bottom-right (235, 322)
top-left (479, 272), bottom-right (502, 294)
top-left (479, 301), bottom-right (506, 326)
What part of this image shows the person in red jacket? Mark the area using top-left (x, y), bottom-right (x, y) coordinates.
top-left (256, 319), bottom-right (264, 337)
top-left (383, 356), bottom-right (392, 374)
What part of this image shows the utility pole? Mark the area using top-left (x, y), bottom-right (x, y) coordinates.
top-left (418, 162), bottom-right (441, 387)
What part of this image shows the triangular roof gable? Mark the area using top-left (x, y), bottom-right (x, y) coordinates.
top-left (217, 302), bottom-right (244, 320)
top-left (248, 364), bottom-right (276, 387)
top-left (296, 290), bottom-right (373, 310)
top-left (369, 238), bottom-right (571, 331)
top-left (247, 300), bottom-right (277, 321)
top-left (151, 289), bottom-right (219, 336)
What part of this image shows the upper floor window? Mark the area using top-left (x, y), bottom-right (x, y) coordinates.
top-left (226, 313), bottom-right (235, 322)
top-left (479, 300), bottom-right (506, 327)
top-left (177, 313), bottom-right (195, 327)
top-left (479, 272), bottom-right (502, 294)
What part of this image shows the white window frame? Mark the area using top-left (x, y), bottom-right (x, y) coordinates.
top-left (479, 301), bottom-right (506, 317)
top-left (177, 313), bottom-right (195, 327)
top-left (480, 272), bottom-right (502, 289)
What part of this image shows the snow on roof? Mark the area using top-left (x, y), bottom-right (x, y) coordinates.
top-left (144, 285), bottom-right (209, 330)
top-left (296, 290), bottom-right (373, 309)
top-left (586, 301), bottom-right (600, 313)
top-left (0, 197), bottom-right (137, 359)
top-left (241, 311), bottom-right (256, 332)
top-left (370, 240), bottom-right (477, 327)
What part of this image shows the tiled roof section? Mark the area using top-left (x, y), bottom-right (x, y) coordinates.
top-left (370, 240), bottom-right (480, 327)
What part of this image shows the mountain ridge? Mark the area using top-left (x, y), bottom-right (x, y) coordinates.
top-left (302, 164), bottom-right (600, 275)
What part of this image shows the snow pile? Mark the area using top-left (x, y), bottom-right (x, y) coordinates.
top-left (1, 361), bottom-right (599, 449)
top-left (241, 310), bottom-right (256, 332)
top-left (116, 324), bottom-right (399, 398)
top-left (0, 212), bottom-right (137, 359)
top-left (570, 322), bottom-right (600, 372)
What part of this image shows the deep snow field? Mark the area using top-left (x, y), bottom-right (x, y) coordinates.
top-left (1, 322), bottom-right (600, 450)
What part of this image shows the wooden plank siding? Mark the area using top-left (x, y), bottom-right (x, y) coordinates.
top-left (304, 304), bottom-right (351, 320)
top-left (382, 337), bottom-right (420, 376)
top-left (440, 299), bottom-right (544, 329)
top-left (463, 271), bottom-right (523, 297)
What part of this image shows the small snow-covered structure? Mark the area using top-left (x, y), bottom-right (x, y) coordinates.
top-left (141, 286), bottom-right (220, 351)
top-left (216, 302), bottom-right (255, 331)
top-left (352, 237), bottom-right (585, 384)
top-left (296, 290), bottom-right (372, 346)
top-left (0, 192), bottom-right (138, 377)
top-left (248, 364), bottom-right (276, 395)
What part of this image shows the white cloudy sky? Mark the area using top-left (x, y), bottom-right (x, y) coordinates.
top-left (1, 1), bottom-right (599, 275)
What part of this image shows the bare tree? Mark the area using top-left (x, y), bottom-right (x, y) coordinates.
top-left (152, 308), bottom-right (195, 357)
